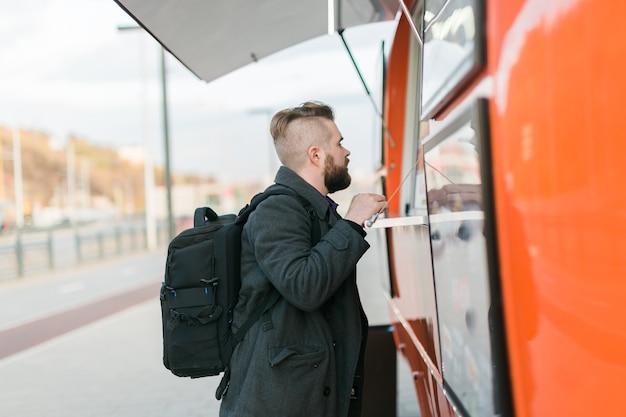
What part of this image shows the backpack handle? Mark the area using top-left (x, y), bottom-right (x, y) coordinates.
top-left (194, 207), bottom-right (219, 226)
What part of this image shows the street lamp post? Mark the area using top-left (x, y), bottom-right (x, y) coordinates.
top-left (118, 24), bottom-right (174, 243)
top-left (160, 47), bottom-right (175, 240)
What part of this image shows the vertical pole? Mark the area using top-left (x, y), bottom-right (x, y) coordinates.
top-left (142, 34), bottom-right (157, 250)
top-left (116, 226), bottom-right (122, 254)
top-left (75, 231), bottom-right (82, 263)
top-left (15, 233), bottom-right (23, 277)
top-left (12, 128), bottom-right (24, 228)
top-left (117, 26), bottom-right (159, 248)
top-left (80, 160), bottom-right (90, 208)
top-left (0, 133), bottom-right (5, 201)
top-left (67, 141), bottom-right (76, 224)
top-left (47, 229), bottom-right (54, 270)
top-left (160, 47), bottom-right (174, 240)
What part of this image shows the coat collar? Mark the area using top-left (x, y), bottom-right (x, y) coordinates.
top-left (273, 166), bottom-right (336, 221)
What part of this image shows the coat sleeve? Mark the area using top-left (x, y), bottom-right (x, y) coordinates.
top-left (245, 194), bottom-right (370, 311)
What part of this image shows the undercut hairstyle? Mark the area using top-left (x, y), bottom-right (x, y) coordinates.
top-left (270, 101), bottom-right (335, 169)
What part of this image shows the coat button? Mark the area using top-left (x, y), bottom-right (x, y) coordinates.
top-left (323, 387), bottom-right (331, 396)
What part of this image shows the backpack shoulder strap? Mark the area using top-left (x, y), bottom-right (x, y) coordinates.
top-left (233, 184), bottom-right (323, 339)
top-left (237, 184), bottom-right (321, 243)
top-left (216, 184), bottom-right (323, 401)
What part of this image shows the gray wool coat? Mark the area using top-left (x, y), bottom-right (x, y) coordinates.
top-left (219, 166), bottom-right (370, 417)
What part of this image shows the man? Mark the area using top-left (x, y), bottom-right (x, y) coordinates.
top-left (219, 101), bottom-right (386, 417)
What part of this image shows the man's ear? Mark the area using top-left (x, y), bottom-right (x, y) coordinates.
top-left (308, 145), bottom-right (324, 167)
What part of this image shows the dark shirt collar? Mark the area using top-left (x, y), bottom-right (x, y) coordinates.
top-left (325, 196), bottom-right (339, 214)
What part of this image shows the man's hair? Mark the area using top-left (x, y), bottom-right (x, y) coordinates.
top-left (270, 101), bottom-right (335, 169)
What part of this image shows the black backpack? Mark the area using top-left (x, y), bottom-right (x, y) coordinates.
top-left (160, 184), bottom-right (320, 393)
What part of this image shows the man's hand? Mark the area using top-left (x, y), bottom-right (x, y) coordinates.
top-left (343, 193), bottom-right (387, 226)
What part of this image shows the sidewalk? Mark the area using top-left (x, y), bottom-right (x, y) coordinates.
top-left (0, 252), bottom-right (420, 417)
top-left (0, 297), bottom-right (220, 417)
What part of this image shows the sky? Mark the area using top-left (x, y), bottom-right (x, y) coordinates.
top-left (0, 0), bottom-right (398, 183)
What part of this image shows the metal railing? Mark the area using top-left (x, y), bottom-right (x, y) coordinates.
top-left (0, 219), bottom-right (169, 282)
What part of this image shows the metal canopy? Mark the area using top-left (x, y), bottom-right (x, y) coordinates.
top-left (114, 0), bottom-right (398, 83)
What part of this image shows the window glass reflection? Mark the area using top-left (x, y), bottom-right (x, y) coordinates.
top-left (424, 102), bottom-right (495, 417)
top-left (422, 0), bottom-right (482, 116)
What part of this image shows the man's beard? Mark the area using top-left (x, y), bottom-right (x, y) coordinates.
top-left (324, 154), bottom-right (351, 193)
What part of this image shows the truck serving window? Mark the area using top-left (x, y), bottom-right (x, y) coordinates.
top-left (423, 101), bottom-right (506, 417)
